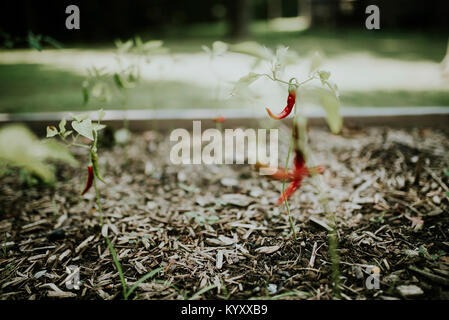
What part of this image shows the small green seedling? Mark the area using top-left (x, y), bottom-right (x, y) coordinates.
top-left (105, 236), bottom-right (163, 300)
top-left (46, 109), bottom-right (107, 224)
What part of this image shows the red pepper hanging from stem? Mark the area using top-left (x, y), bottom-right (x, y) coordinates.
top-left (81, 165), bottom-right (94, 195)
top-left (266, 79), bottom-right (297, 120)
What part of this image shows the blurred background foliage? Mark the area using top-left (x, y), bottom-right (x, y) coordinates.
top-left (0, 0), bottom-right (448, 113)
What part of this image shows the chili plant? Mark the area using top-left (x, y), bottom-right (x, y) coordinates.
top-left (0, 30), bottom-right (62, 50)
top-left (82, 36), bottom-right (168, 143)
top-left (46, 109), bottom-right (107, 224)
top-left (46, 109), bottom-right (164, 299)
top-left (213, 41), bottom-right (343, 297)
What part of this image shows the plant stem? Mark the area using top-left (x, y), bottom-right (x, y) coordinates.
top-left (93, 177), bottom-right (103, 227)
top-left (313, 171), bottom-right (341, 299)
top-left (261, 74), bottom-right (315, 88)
top-left (282, 130), bottom-right (297, 240)
top-left (90, 133), bottom-right (103, 227)
top-left (281, 95), bottom-right (301, 241)
top-left (59, 133), bottom-right (89, 149)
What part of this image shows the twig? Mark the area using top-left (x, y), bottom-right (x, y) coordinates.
top-left (408, 266), bottom-right (449, 286)
top-left (388, 196), bottom-right (422, 216)
top-left (308, 242), bottom-right (318, 268)
top-left (424, 167), bottom-right (449, 192)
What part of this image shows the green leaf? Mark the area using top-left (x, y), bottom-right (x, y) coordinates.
top-left (211, 41), bottom-right (228, 56)
top-left (46, 126), bottom-right (58, 138)
top-left (0, 125), bottom-right (77, 183)
top-left (72, 112), bottom-right (90, 122)
top-left (143, 40), bottom-right (164, 52)
top-left (318, 88), bottom-right (342, 134)
top-left (63, 130), bottom-right (73, 138)
top-left (27, 32), bottom-right (42, 51)
top-left (116, 39), bottom-right (133, 53)
top-left (43, 36), bottom-right (63, 49)
top-left (72, 119), bottom-right (94, 141)
top-left (318, 70), bottom-right (331, 82)
top-left (272, 46), bottom-right (298, 75)
top-left (58, 118), bottom-right (67, 134)
top-left (324, 79), bottom-right (339, 97)
top-left (92, 123), bottom-right (106, 132)
top-left (444, 170), bottom-right (449, 177)
top-left (309, 52), bottom-right (323, 74)
top-left (41, 140), bottom-right (79, 167)
top-left (233, 72), bottom-right (261, 94)
top-left (134, 36), bottom-right (143, 49)
top-left (229, 41), bottom-right (272, 60)
top-left (113, 73), bottom-right (125, 89)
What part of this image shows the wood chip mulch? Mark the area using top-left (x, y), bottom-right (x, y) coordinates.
top-left (0, 125), bottom-right (448, 300)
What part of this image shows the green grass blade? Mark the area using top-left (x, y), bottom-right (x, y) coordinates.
top-left (105, 236), bottom-right (127, 299)
top-left (124, 267), bottom-right (163, 300)
top-left (271, 291), bottom-right (310, 300)
top-left (189, 284), bottom-right (217, 300)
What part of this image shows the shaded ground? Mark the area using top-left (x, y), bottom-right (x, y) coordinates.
top-left (0, 124), bottom-right (448, 300)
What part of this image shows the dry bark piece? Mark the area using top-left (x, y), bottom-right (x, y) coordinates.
top-left (255, 245), bottom-right (280, 254)
top-left (220, 178), bottom-right (239, 187)
top-left (309, 216), bottom-right (332, 231)
top-left (220, 194), bottom-right (254, 207)
top-left (216, 250), bottom-right (224, 269)
top-left (397, 285), bottom-right (424, 297)
top-left (75, 235), bottom-right (95, 253)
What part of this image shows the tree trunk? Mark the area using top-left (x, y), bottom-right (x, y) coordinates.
top-left (267, 0), bottom-right (282, 19)
top-left (227, 0), bottom-right (251, 39)
top-left (298, 0), bottom-right (311, 18)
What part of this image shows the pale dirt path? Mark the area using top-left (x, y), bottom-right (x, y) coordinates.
top-left (1, 48), bottom-right (448, 109)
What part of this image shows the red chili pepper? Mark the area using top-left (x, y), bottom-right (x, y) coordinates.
top-left (278, 179), bottom-right (301, 204)
top-left (266, 87), bottom-right (296, 120)
top-left (212, 116), bottom-right (225, 123)
top-left (81, 166), bottom-right (94, 195)
top-left (257, 146), bottom-right (325, 205)
top-left (277, 149), bottom-right (304, 205)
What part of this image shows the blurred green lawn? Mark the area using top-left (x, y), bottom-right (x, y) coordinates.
top-left (0, 64), bottom-right (225, 113)
top-left (163, 21), bottom-right (448, 62)
top-left (1, 24), bottom-right (448, 114)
